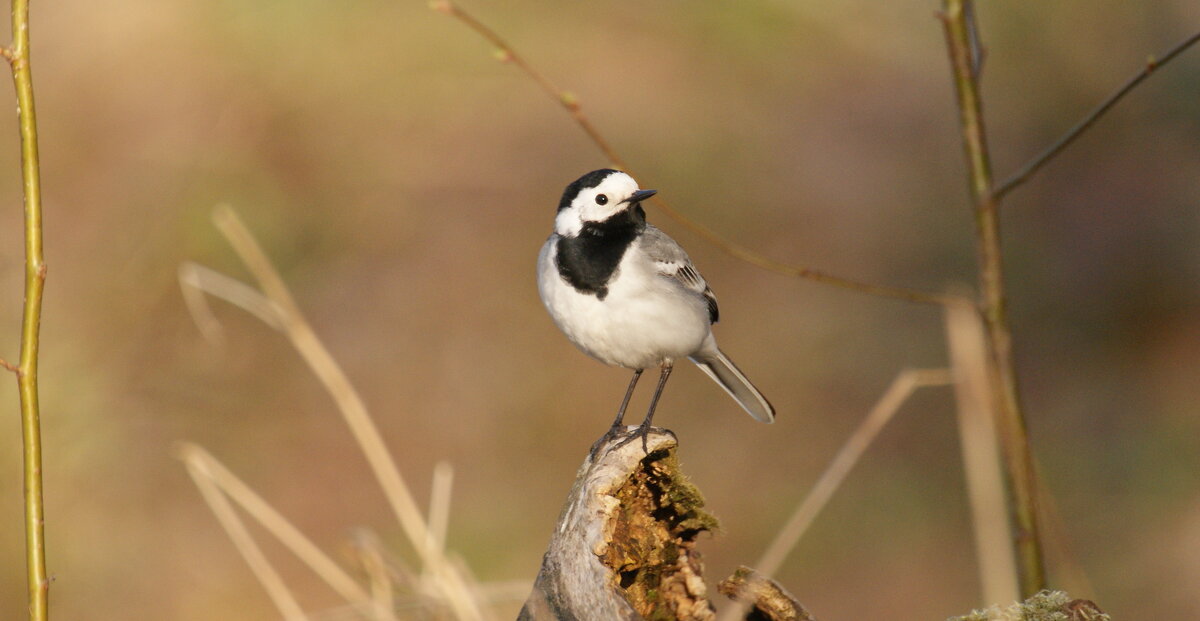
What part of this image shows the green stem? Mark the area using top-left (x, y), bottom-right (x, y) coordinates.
top-left (941, 0), bottom-right (1046, 598)
top-left (6, 0), bottom-right (49, 618)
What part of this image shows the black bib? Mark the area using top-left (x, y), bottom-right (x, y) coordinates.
top-left (554, 206), bottom-right (646, 300)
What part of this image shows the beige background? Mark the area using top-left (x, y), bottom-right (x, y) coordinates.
top-left (0, 1), bottom-right (1196, 619)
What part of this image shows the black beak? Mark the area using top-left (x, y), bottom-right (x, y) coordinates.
top-left (626, 189), bottom-right (658, 204)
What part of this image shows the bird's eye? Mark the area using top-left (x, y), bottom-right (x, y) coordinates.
top-left (595, 194), bottom-right (608, 205)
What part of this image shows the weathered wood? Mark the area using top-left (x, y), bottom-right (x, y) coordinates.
top-left (717, 566), bottom-right (817, 621)
top-left (518, 428), bottom-right (719, 621)
top-left (516, 430), bottom-right (1110, 621)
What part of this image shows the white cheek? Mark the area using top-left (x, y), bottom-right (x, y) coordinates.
top-left (579, 201), bottom-right (622, 223)
top-left (555, 209), bottom-right (583, 237)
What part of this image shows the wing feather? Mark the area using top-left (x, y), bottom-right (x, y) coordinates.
top-left (639, 226), bottom-right (720, 324)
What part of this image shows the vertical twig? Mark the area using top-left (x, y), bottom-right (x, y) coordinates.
top-left (940, 0), bottom-right (1046, 597)
top-left (3, 0), bottom-right (49, 618)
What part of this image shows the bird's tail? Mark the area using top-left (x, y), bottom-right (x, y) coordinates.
top-left (689, 346), bottom-right (775, 423)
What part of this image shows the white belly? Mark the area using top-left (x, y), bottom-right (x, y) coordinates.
top-left (537, 237), bottom-right (711, 369)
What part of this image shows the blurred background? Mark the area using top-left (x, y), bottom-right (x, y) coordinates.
top-left (0, 0), bottom-right (1196, 619)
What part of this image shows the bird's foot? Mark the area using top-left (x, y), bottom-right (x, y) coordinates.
top-left (588, 422), bottom-right (628, 456)
top-left (611, 418), bottom-right (655, 455)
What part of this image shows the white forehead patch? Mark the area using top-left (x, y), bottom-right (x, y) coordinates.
top-left (591, 171), bottom-right (639, 202)
top-left (556, 171), bottom-right (643, 236)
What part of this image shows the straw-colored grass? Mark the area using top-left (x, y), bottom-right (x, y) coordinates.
top-left (177, 205), bottom-right (520, 620)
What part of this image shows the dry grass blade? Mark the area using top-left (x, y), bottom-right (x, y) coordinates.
top-left (179, 261), bottom-right (285, 343)
top-left (352, 529), bottom-right (421, 595)
top-left (353, 537), bottom-right (400, 621)
top-left (427, 461), bottom-right (454, 559)
top-left (180, 445), bottom-right (310, 621)
top-left (176, 443), bottom-right (372, 605)
top-left (719, 368), bottom-right (952, 621)
top-left (205, 204), bottom-right (486, 620)
top-left (945, 301), bottom-right (1019, 605)
top-left (442, 555), bottom-right (489, 614)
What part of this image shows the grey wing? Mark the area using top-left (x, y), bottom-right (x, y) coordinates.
top-left (640, 226), bottom-right (720, 324)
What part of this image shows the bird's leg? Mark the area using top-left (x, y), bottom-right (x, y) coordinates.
top-left (616, 362), bottom-right (673, 453)
top-left (590, 369), bottom-right (643, 455)
top-left (609, 368), bottom-right (643, 430)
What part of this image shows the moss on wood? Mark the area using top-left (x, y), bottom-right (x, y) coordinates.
top-left (948, 590), bottom-right (1110, 621)
top-left (601, 447), bottom-right (719, 621)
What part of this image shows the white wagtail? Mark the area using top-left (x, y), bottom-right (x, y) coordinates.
top-left (537, 169), bottom-right (775, 449)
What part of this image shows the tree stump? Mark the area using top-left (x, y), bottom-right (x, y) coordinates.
top-left (518, 428), bottom-right (717, 620)
top-left (516, 428), bottom-right (1108, 621)
top-left (517, 428), bottom-right (816, 621)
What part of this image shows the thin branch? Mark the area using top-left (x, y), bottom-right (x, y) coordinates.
top-left (941, 0), bottom-right (1046, 597)
top-left (6, 0), bottom-right (49, 618)
top-left (0, 357), bottom-right (19, 374)
top-left (429, 0), bottom-right (625, 168)
top-left (964, 0), bottom-right (986, 78)
top-left (433, 0), bottom-right (957, 307)
top-left (719, 368), bottom-right (952, 621)
top-left (995, 29), bottom-right (1200, 199)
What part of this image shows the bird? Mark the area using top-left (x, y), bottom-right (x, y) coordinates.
top-left (536, 169), bottom-right (775, 450)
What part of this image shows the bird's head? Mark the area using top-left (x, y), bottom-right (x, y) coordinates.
top-left (554, 169), bottom-right (657, 237)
